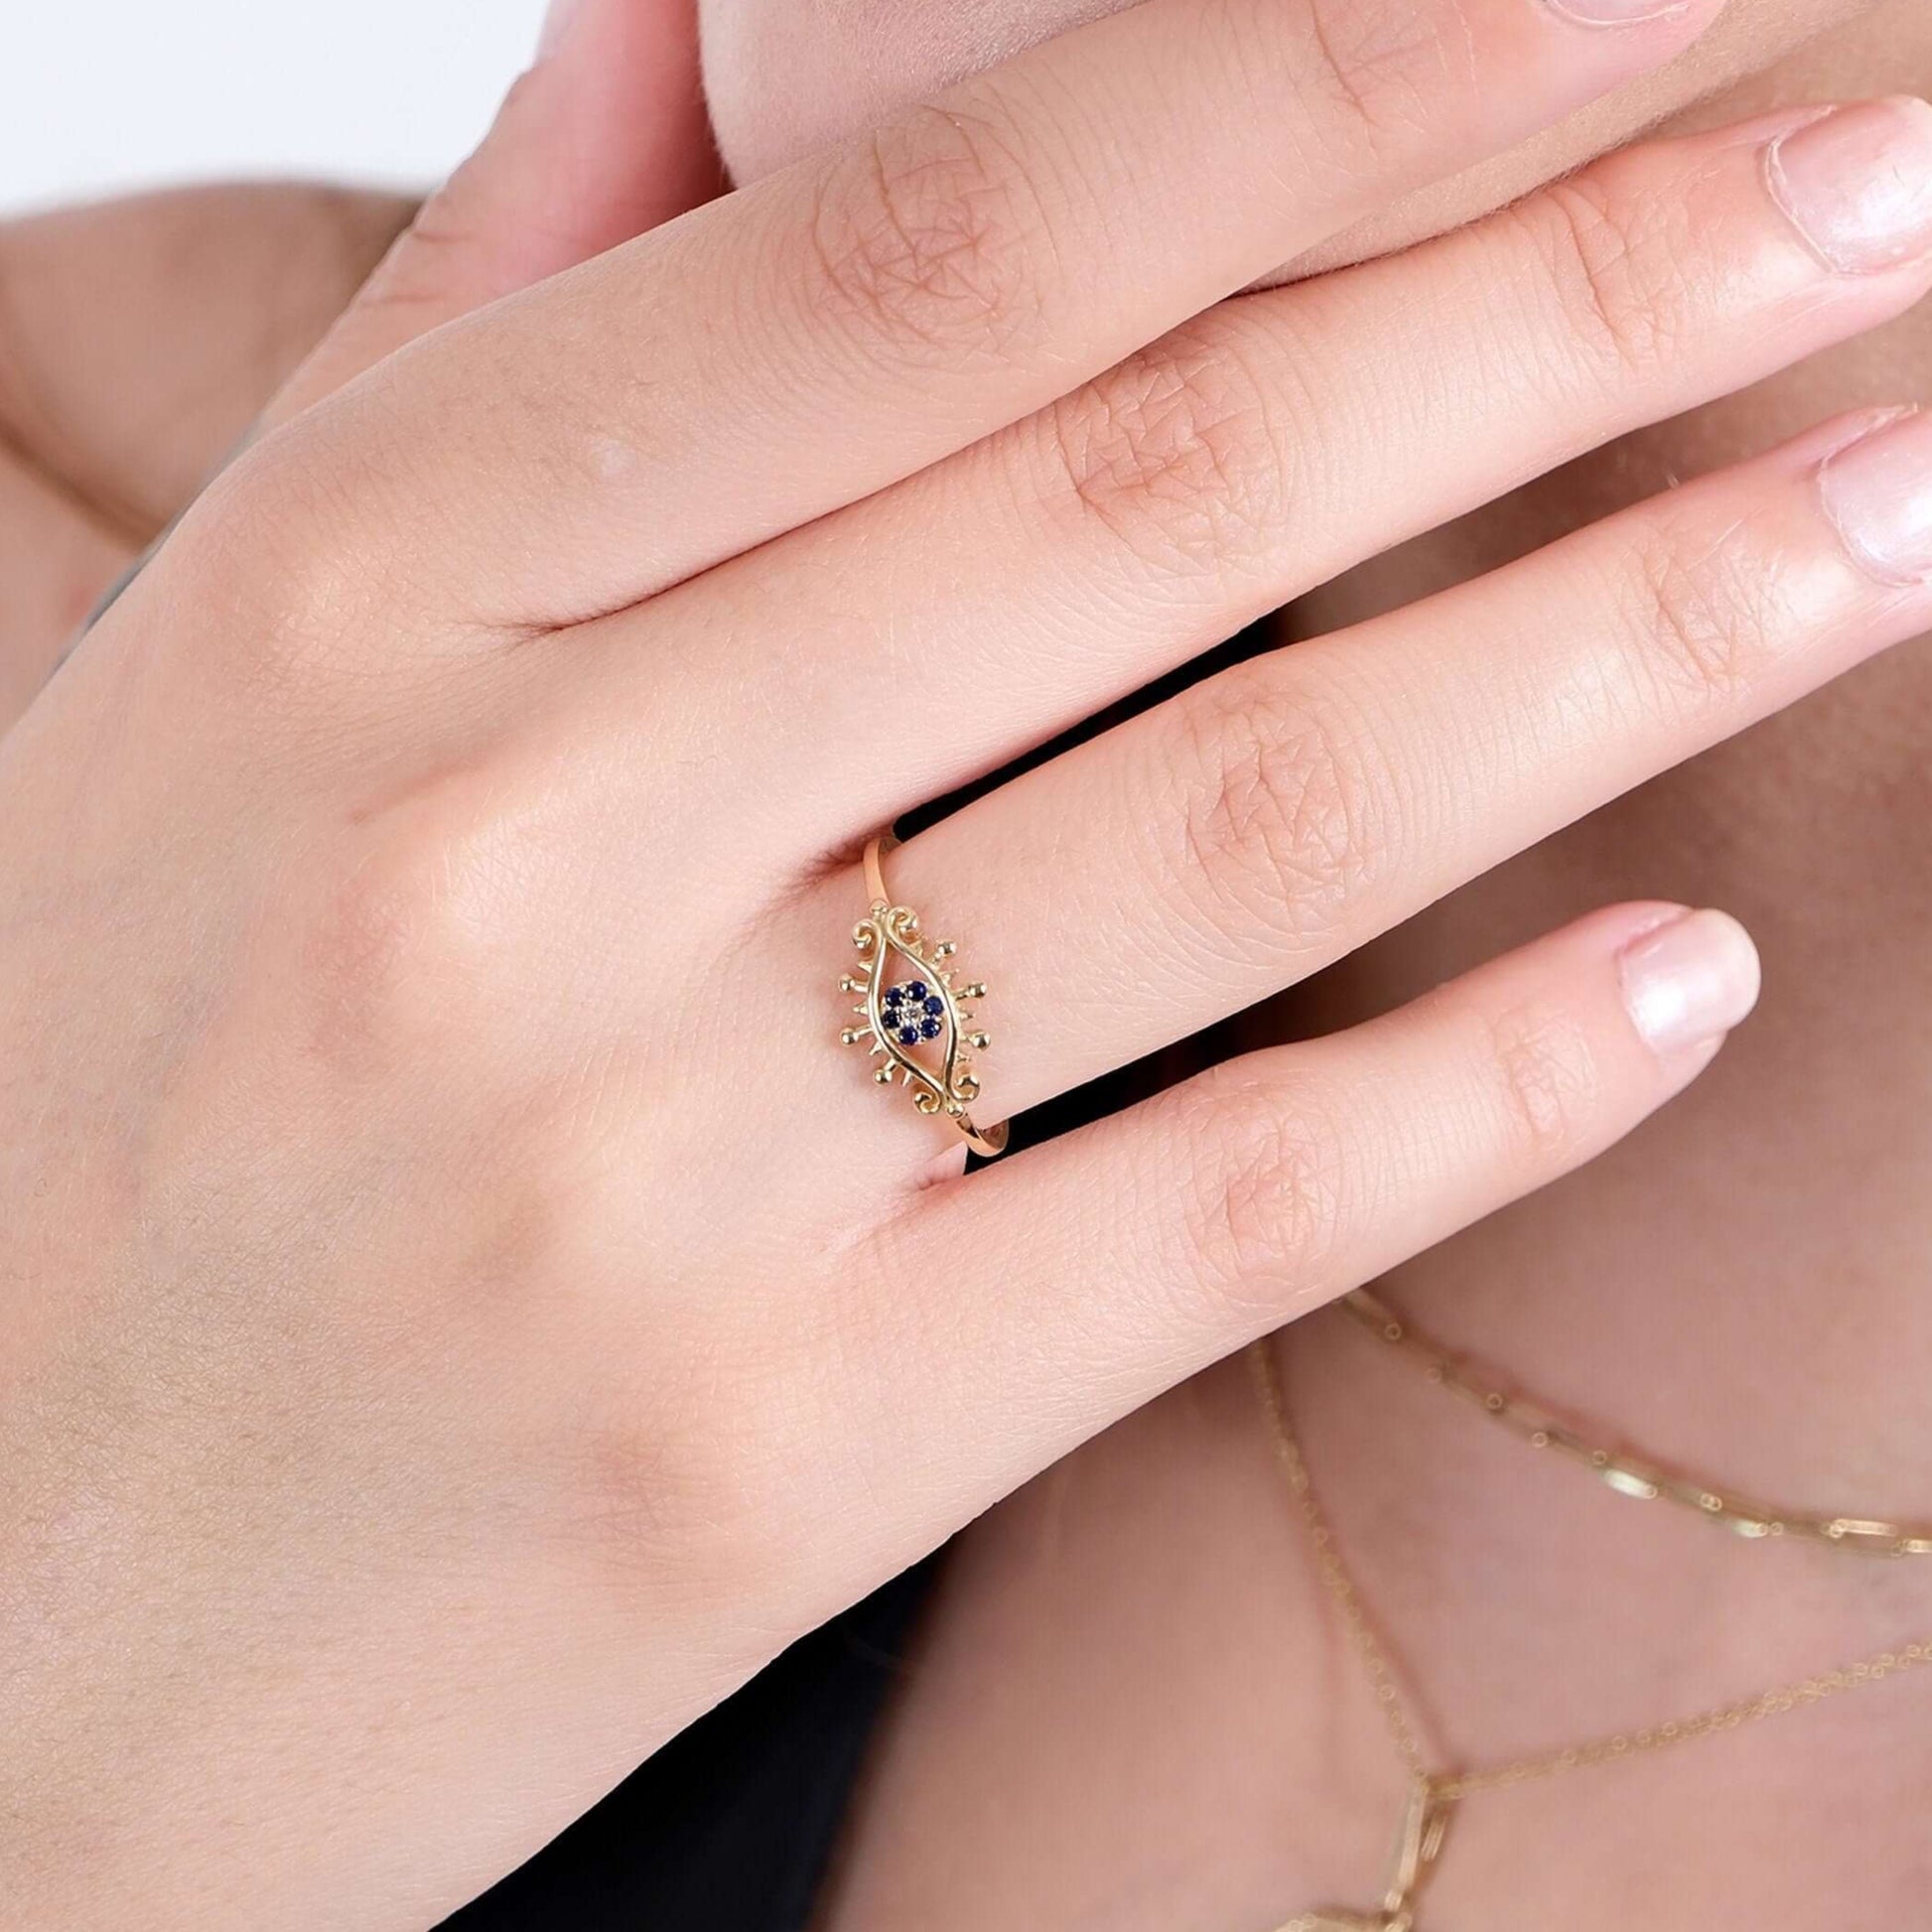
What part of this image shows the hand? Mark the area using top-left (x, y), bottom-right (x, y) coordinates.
top-left (0, 0), bottom-right (716, 729)
top-left (6, 1), bottom-right (1932, 1925)
top-left (0, 184), bottom-right (409, 717)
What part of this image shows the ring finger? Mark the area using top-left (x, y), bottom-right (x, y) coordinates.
top-left (583, 97), bottom-right (1932, 842)
top-left (845, 401), bottom-right (1932, 1128)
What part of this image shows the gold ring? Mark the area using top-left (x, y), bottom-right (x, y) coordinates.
top-left (839, 834), bottom-right (1008, 1159)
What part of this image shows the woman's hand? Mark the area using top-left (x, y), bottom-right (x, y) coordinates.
top-left (0, 0), bottom-right (716, 727)
top-left (0, 184), bottom-right (412, 714)
top-left (6, 0), bottom-right (1932, 1923)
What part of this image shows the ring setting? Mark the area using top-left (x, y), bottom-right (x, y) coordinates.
top-left (839, 836), bottom-right (1008, 1158)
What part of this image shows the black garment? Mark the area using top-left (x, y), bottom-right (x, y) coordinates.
top-left (439, 1560), bottom-right (934, 1932)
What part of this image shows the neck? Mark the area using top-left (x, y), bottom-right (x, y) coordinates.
top-left (1280, 0), bottom-right (1932, 1758)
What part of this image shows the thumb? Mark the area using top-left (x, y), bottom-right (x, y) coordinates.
top-left (265, 0), bottom-right (720, 427)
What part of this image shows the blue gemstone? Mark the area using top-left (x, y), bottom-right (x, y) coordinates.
top-left (919, 1018), bottom-right (942, 1040)
top-left (882, 986), bottom-right (903, 1009)
top-left (906, 981), bottom-right (928, 1002)
top-left (897, 1025), bottom-right (920, 1045)
top-left (923, 996), bottom-right (944, 1017)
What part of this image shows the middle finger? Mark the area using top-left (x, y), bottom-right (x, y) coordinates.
top-left (613, 99), bottom-right (1932, 844)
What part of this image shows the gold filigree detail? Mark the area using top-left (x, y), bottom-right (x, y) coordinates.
top-left (839, 840), bottom-right (1006, 1158)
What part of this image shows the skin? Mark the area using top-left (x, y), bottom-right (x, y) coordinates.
top-left (701, 0), bottom-right (1873, 274)
top-left (0, 184), bottom-right (413, 717)
top-left (690, 3), bottom-right (1932, 1928)
top-left (0, 0), bottom-right (717, 724)
top-left (0, 3), bottom-right (1924, 1932)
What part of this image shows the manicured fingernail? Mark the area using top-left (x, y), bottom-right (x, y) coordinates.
top-left (1819, 407), bottom-right (1932, 587)
top-left (1618, 909), bottom-right (1760, 1056)
top-left (1543, 0), bottom-right (1691, 27)
top-left (1766, 98), bottom-right (1932, 274)
top-left (537, 0), bottom-right (585, 60)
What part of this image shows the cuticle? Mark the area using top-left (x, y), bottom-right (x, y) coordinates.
top-left (1816, 407), bottom-right (1932, 593)
top-left (1761, 110), bottom-right (1861, 277)
top-left (1541, 0), bottom-right (1695, 32)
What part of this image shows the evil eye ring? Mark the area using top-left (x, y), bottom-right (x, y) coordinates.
top-left (838, 835), bottom-right (1008, 1159)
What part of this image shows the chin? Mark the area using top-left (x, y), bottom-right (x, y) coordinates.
top-left (701, 0), bottom-right (1880, 281)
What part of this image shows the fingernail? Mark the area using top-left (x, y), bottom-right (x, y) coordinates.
top-left (1766, 98), bottom-right (1932, 274)
top-left (1819, 407), bottom-right (1932, 587)
top-left (1618, 909), bottom-right (1760, 1056)
top-left (537, 0), bottom-right (585, 61)
top-left (1543, 0), bottom-right (1692, 28)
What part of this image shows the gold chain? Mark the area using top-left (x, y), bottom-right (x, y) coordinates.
top-left (1339, 1289), bottom-right (1932, 1559)
top-left (1246, 1337), bottom-right (1932, 1809)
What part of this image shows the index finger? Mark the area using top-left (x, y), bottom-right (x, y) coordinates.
top-left (261, 0), bottom-right (720, 430)
top-left (269, 0), bottom-right (1729, 638)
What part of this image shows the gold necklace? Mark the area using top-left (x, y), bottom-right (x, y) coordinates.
top-left (1247, 1341), bottom-right (1932, 1932)
top-left (1339, 1288), bottom-right (1932, 1558)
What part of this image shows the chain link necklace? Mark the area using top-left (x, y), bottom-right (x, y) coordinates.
top-left (1247, 1338), bottom-right (1932, 1932)
top-left (1339, 1288), bottom-right (1932, 1558)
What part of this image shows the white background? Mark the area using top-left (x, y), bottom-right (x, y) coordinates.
top-left (3, 0), bottom-right (549, 217)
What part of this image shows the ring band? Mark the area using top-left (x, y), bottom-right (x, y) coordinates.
top-left (840, 835), bottom-right (1009, 1159)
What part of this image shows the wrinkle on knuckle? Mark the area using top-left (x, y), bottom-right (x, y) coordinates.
top-left (805, 103), bottom-right (1052, 369)
top-left (1285, 0), bottom-right (1474, 168)
top-left (1483, 998), bottom-right (1604, 1171)
top-left (1178, 1075), bottom-right (1349, 1319)
top-left (1621, 509), bottom-right (1780, 710)
top-left (1523, 176), bottom-right (1688, 387)
top-left (1170, 672), bottom-right (1388, 958)
top-left (1040, 323), bottom-right (1291, 581)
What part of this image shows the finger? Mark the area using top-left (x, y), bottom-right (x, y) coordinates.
top-left (264, 0), bottom-right (719, 427)
top-left (846, 404), bottom-right (1932, 1125)
top-left (612, 98), bottom-right (1932, 840)
top-left (271, 0), bottom-right (1727, 633)
top-left (833, 901), bottom-right (1758, 1557)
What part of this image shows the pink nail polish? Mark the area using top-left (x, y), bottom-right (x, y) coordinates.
top-left (1766, 98), bottom-right (1932, 274)
top-left (1818, 408), bottom-right (1932, 588)
top-left (1617, 910), bottom-right (1760, 1057)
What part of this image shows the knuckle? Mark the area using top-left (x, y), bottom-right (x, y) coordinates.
top-left (1621, 508), bottom-right (1781, 708)
top-left (806, 103), bottom-right (1053, 367)
top-left (1481, 998), bottom-right (1605, 1171)
top-left (1169, 670), bottom-right (1391, 958)
top-left (1284, 0), bottom-right (1476, 165)
top-left (1523, 175), bottom-right (1690, 383)
top-left (1177, 1072), bottom-right (1351, 1317)
top-left (1039, 322), bottom-right (1292, 580)
top-left (295, 775), bottom-right (517, 1074)
top-left (156, 450), bottom-right (368, 705)
top-left (572, 1309), bottom-right (857, 1632)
